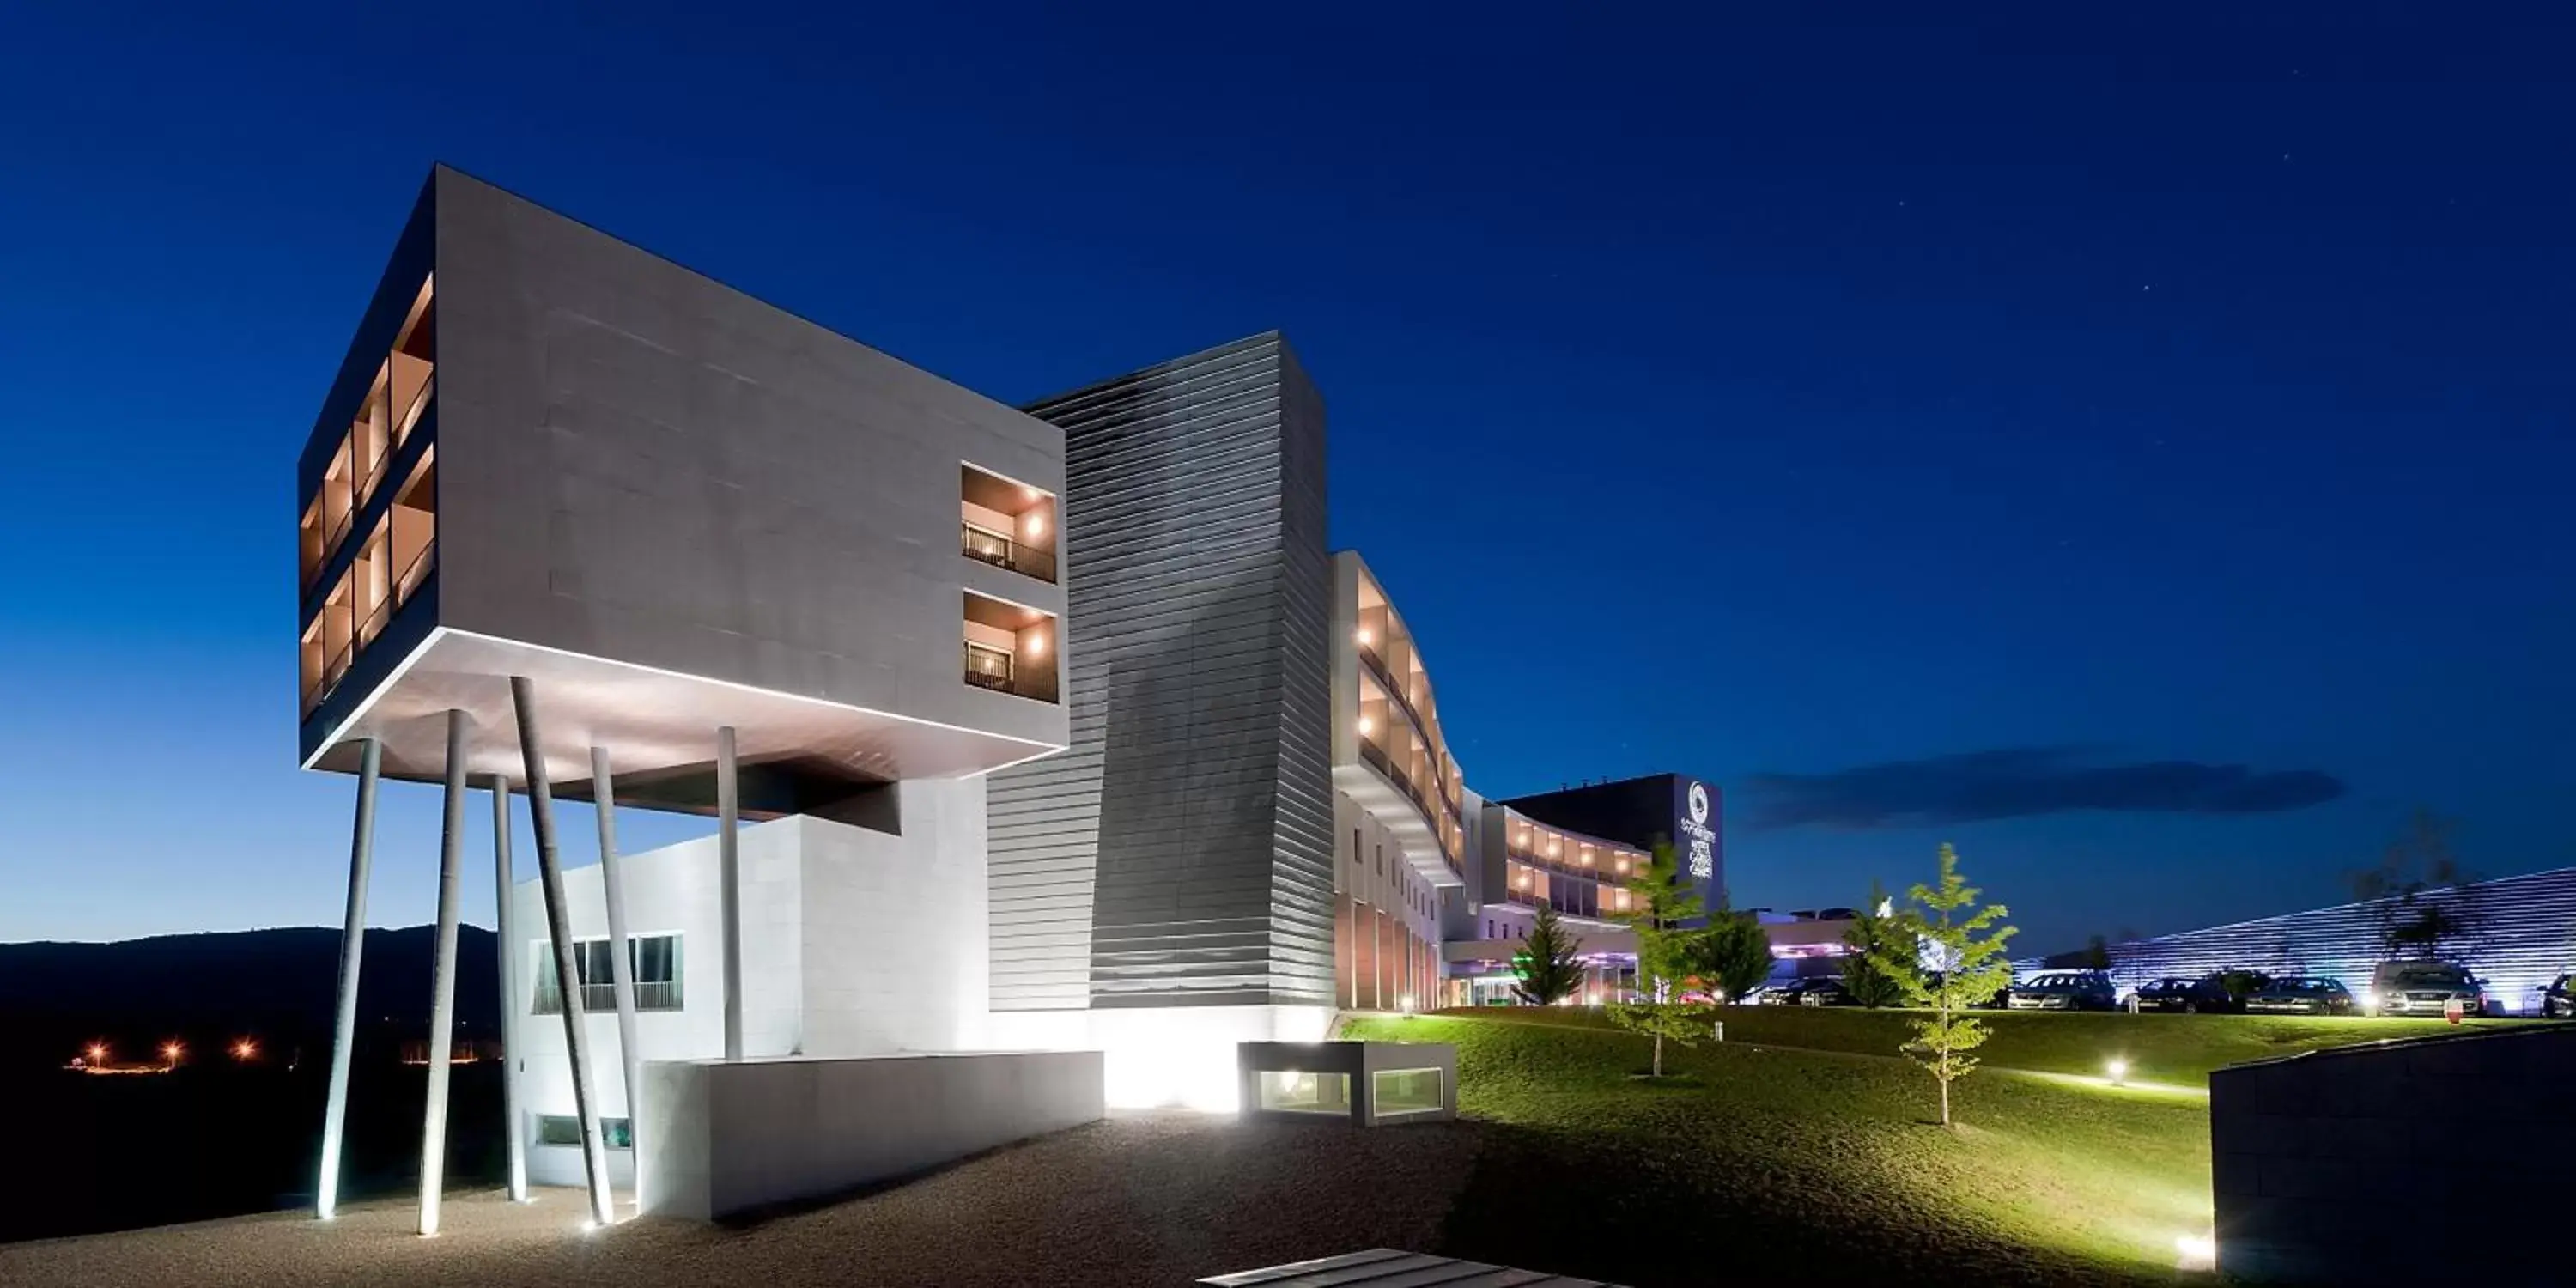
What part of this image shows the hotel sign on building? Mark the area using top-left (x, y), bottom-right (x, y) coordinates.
top-left (1501, 772), bottom-right (1724, 913)
top-left (1677, 778), bottom-right (1719, 884)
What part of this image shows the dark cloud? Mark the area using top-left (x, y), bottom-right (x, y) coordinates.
top-left (1745, 746), bottom-right (2345, 830)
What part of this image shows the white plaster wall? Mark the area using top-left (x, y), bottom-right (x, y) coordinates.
top-left (513, 792), bottom-right (996, 1188)
top-left (988, 1003), bottom-right (1331, 1112)
top-left (796, 780), bottom-right (991, 1056)
top-left (512, 815), bottom-right (805, 1188)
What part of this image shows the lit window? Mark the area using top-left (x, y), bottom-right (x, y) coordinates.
top-left (536, 1115), bottom-right (633, 1150)
top-left (534, 934), bottom-right (683, 1013)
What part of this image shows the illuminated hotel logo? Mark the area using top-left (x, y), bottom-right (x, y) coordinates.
top-left (1680, 779), bottom-right (1716, 881)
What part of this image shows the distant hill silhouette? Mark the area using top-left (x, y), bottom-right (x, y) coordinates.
top-left (0, 927), bottom-right (512, 1242)
top-left (0, 926), bottom-right (499, 1068)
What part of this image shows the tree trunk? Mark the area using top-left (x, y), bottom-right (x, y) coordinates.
top-left (1652, 1032), bottom-right (1664, 1077)
top-left (1940, 1073), bottom-right (1953, 1128)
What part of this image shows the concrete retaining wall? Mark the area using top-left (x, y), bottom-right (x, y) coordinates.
top-left (639, 1049), bottom-right (1104, 1220)
top-left (2210, 1024), bottom-right (2576, 1284)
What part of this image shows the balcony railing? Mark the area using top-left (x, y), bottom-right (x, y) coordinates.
top-left (962, 523), bottom-right (1057, 584)
top-left (963, 644), bottom-right (1059, 703)
top-left (534, 978), bottom-right (683, 1015)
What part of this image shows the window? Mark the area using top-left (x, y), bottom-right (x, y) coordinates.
top-left (1352, 829), bottom-right (1361, 867)
top-left (963, 640), bottom-right (1013, 689)
top-left (1372, 1067), bottom-right (1444, 1116)
top-left (534, 933), bottom-right (683, 1013)
top-left (963, 591), bottom-right (1058, 702)
top-left (536, 1115), bottom-right (632, 1150)
top-left (959, 463), bottom-right (1058, 583)
top-left (1375, 844), bottom-right (1382, 877)
top-left (1255, 1070), bottom-right (1351, 1115)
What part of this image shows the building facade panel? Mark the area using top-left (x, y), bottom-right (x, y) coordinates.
top-left (2036, 866), bottom-right (2576, 1016)
top-left (426, 166), bottom-right (1067, 753)
top-left (987, 333), bottom-right (1334, 1012)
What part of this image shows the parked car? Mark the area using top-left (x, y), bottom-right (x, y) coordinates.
top-left (1760, 977), bottom-right (1850, 1006)
top-left (2544, 972), bottom-right (2576, 1019)
top-left (2134, 975), bottom-right (2238, 1013)
top-left (2245, 976), bottom-right (2358, 1015)
top-left (1922, 970), bottom-right (2014, 1008)
top-left (2366, 960), bottom-right (2496, 1018)
top-left (2007, 971), bottom-right (2118, 1011)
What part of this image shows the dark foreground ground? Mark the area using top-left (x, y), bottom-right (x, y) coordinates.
top-left (0, 1113), bottom-right (1484, 1288)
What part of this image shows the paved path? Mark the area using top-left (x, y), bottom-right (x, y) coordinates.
top-left (0, 1112), bottom-right (1485, 1288)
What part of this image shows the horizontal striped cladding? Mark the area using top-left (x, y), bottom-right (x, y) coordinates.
top-left (2025, 866), bottom-right (2576, 1013)
top-left (1269, 344), bottom-right (1336, 1004)
top-left (985, 331), bottom-right (1334, 1010)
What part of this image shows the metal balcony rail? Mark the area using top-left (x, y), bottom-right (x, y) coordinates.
top-left (535, 978), bottom-right (683, 1015)
top-left (961, 523), bottom-right (1058, 584)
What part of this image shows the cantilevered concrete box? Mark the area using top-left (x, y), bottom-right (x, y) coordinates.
top-left (295, 166), bottom-right (1069, 805)
top-left (639, 1049), bottom-right (1105, 1221)
top-left (1237, 1040), bottom-right (1456, 1127)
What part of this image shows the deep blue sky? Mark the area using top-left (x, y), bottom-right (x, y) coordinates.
top-left (3, 4), bottom-right (2569, 950)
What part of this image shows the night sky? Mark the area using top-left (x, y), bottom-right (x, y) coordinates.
top-left (2, 5), bottom-right (2569, 951)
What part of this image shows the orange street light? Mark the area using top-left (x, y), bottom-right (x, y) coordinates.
top-left (161, 1041), bottom-right (183, 1069)
top-left (232, 1038), bottom-right (258, 1061)
top-left (86, 1042), bottom-right (108, 1064)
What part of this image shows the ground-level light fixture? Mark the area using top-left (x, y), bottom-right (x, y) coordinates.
top-left (2174, 1233), bottom-right (2216, 1271)
top-left (233, 1038), bottom-right (258, 1061)
top-left (2105, 1057), bottom-right (2129, 1086)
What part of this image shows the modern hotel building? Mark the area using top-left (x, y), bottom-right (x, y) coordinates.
top-left (296, 171), bottom-right (1746, 1218)
top-left (296, 167), bottom-right (1074, 1219)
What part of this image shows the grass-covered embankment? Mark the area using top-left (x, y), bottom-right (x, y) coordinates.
top-left (1432, 1002), bottom-right (2520, 1084)
top-left (1349, 1012), bottom-right (2220, 1285)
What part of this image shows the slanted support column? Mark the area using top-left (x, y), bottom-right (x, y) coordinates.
top-left (512, 677), bottom-right (616, 1228)
top-left (718, 726), bottom-right (743, 1060)
top-left (418, 709), bottom-right (469, 1236)
top-left (592, 746), bottom-right (644, 1206)
top-left (315, 737), bottom-right (381, 1221)
top-left (489, 774), bottom-right (527, 1204)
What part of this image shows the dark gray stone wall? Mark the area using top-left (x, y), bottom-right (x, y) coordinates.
top-left (2209, 1024), bottom-right (2576, 1285)
top-left (987, 334), bottom-right (1334, 1011)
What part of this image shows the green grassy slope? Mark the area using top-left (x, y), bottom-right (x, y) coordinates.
top-left (1428, 1003), bottom-right (2520, 1084)
top-left (1348, 1012), bottom-right (2217, 1286)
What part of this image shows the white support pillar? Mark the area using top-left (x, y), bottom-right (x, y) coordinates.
top-left (511, 677), bottom-right (616, 1228)
top-left (418, 709), bottom-right (468, 1236)
top-left (315, 737), bottom-right (381, 1221)
top-left (592, 745), bottom-right (644, 1207)
top-left (718, 726), bottom-right (743, 1061)
top-left (489, 774), bottom-right (527, 1204)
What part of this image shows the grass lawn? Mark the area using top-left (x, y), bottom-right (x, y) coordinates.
top-left (1352, 1006), bottom-right (2537, 1284)
top-left (1435, 1002), bottom-right (2528, 1084)
top-left (1346, 1011), bottom-right (2230, 1285)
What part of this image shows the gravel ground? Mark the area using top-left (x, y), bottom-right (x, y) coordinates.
top-left (0, 1112), bottom-right (1486, 1288)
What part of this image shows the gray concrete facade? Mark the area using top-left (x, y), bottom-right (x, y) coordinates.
top-left (987, 334), bottom-right (1335, 1012)
top-left (637, 1049), bottom-right (1104, 1221)
top-left (2209, 1025), bottom-right (2576, 1285)
top-left (297, 166), bottom-right (1069, 791)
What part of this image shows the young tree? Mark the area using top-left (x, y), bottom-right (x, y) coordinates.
top-left (2354, 808), bottom-right (2484, 962)
top-left (1511, 901), bottom-right (1589, 1006)
top-left (1840, 882), bottom-right (1914, 1009)
top-left (1692, 905), bottom-right (1776, 1003)
top-left (2079, 934), bottom-right (2114, 972)
top-left (1607, 840), bottom-right (1708, 1077)
top-left (1863, 843), bottom-right (2016, 1129)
